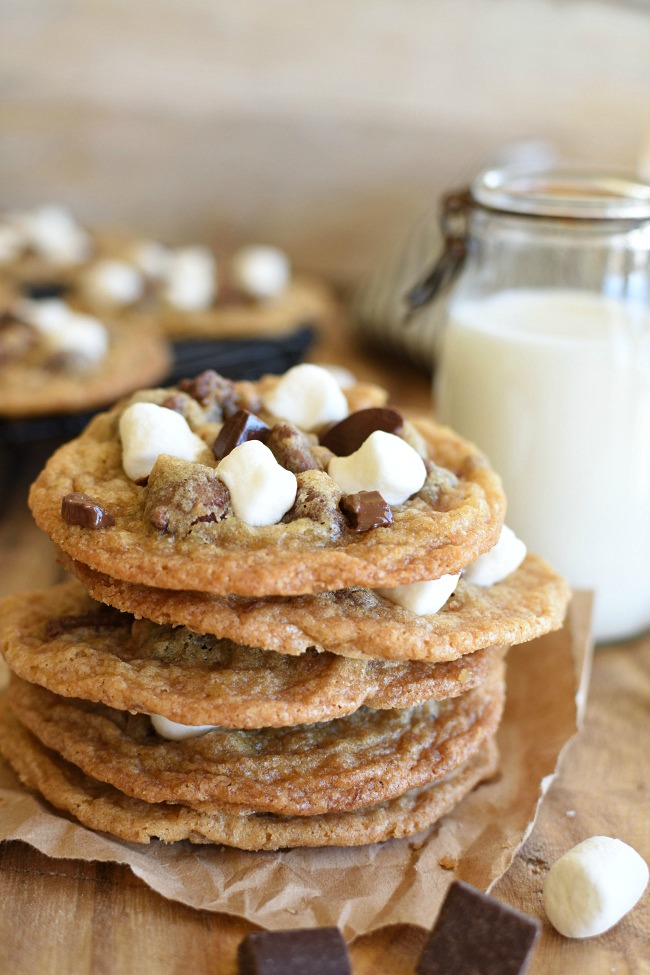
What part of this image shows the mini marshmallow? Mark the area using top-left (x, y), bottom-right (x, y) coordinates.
top-left (378, 572), bottom-right (460, 616)
top-left (328, 430), bottom-right (426, 505)
top-left (263, 363), bottom-right (348, 432)
top-left (0, 222), bottom-right (25, 264)
top-left (128, 239), bottom-right (173, 279)
top-left (544, 836), bottom-right (649, 939)
top-left (163, 246), bottom-right (216, 310)
top-left (119, 402), bottom-right (209, 482)
top-left (14, 298), bottom-right (70, 334)
top-left (42, 311), bottom-right (109, 365)
top-left (20, 204), bottom-right (90, 265)
top-left (82, 259), bottom-right (144, 306)
top-left (318, 364), bottom-right (357, 389)
top-left (231, 244), bottom-right (290, 300)
top-left (463, 525), bottom-right (527, 587)
top-left (216, 440), bottom-right (297, 527)
top-left (150, 714), bottom-right (216, 741)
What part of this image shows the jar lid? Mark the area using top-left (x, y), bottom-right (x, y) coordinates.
top-left (472, 168), bottom-right (650, 220)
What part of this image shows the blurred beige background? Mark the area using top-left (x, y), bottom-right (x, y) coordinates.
top-left (1, 0), bottom-right (649, 282)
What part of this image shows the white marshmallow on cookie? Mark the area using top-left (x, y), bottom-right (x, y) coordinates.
top-left (216, 440), bottom-right (297, 527)
top-left (163, 246), bottom-right (216, 311)
top-left (378, 572), bottom-right (460, 616)
top-left (15, 298), bottom-right (70, 334)
top-left (82, 259), bottom-right (144, 307)
top-left (263, 363), bottom-right (348, 432)
top-left (19, 204), bottom-right (91, 265)
top-left (463, 525), bottom-right (527, 586)
top-left (543, 836), bottom-right (649, 939)
top-left (128, 240), bottom-right (172, 279)
top-left (150, 714), bottom-right (217, 741)
top-left (328, 430), bottom-right (426, 505)
top-left (119, 402), bottom-right (209, 482)
top-left (231, 244), bottom-right (290, 300)
top-left (42, 311), bottom-right (109, 365)
top-left (318, 364), bottom-right (357, 389)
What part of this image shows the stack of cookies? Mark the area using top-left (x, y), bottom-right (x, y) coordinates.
top-left (0, 365), bottom-right (569, 850)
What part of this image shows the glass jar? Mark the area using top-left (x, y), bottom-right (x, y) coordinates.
top-left (423, 169), bottom-right (650, 642)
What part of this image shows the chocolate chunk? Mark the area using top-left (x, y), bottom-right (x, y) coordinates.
top-left (238, 928), bottom-right (350, 975)
top-left (161, 394), bottom-right (187, 414)
top-left (20, 280), bottom-right (69, 300)
top-left (213, 409), bottom-right (271, 461)
top-left (61, 493), bottom-right (115, 529)
top-left (266, 422), bottom-right (321, 473)
top-left (320, 408), bottom-right (404, 456)
top-left (45, 610), bottom-right (131, 641)
top-left (283, 470), bottom-right (345, 536)
top-left (416, 881), bottom-right (541, 975)
top-left (179, 370), bottom-right (237, 412)
top-left (144, 455), bottom-right (232, 535)
top-left (340, 490), bottom-right (393, 533)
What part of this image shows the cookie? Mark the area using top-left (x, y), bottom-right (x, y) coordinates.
top-left (61, 551), bottom-right (569, 662)
top-left (152, 275), bottom-right (334, 340)
top-left (0, 315), bottom-right (171, 419)
top-left (28, 375), bottom-right (505, 596)
top-left (0, 702), bottom-right (499, 849)
top-left (0, 579), bottom-right (504, 726)
top-left (6, 670), bottom-right (504, 815)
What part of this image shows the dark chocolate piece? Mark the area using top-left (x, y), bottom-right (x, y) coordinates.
top-left (61, 493), bottom-right (115, 529)
top-left (238, 928), bottom-right (350, 975)
top-left (320, 407), bottom-right (404, 457)
top-left (340, 490), bottom-right (393, 533)
top-left (416, 881), bottom-right (541, 975)
top-left (45, 610), bottom-right (131, 640)
top-left (179, 370), bottom-right (236, 409)
top-left (213, 409), bottom-right (270, 461)
top-left (20, 280), bottom-right (69, 300)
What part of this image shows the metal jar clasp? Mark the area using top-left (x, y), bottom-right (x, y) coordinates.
top-left (404, 188), bottom-right (472, 317)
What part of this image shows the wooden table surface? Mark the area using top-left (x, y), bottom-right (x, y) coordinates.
top-left (0, 323), bottom-right (648, 975)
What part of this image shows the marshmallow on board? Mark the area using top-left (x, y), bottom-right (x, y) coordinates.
top-left (544, 836), bottom-right (649, 939)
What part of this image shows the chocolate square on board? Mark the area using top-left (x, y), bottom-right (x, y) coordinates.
top-left (238, 927), bottom-right (350, 975)
top-left (416, 881), bottom-right (541, 975)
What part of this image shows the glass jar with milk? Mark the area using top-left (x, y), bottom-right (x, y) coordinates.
top-left (429, 169), bottom-right (650, 642)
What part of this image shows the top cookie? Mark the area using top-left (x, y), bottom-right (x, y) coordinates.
top-left (29, 367), bottom-right (506, 596)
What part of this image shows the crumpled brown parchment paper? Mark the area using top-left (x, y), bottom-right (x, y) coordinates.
top-left (0, 594), bottom-right (591, 941)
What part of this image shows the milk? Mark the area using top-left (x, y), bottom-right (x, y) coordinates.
top-left (436, 288), bottom-right (650, 641)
